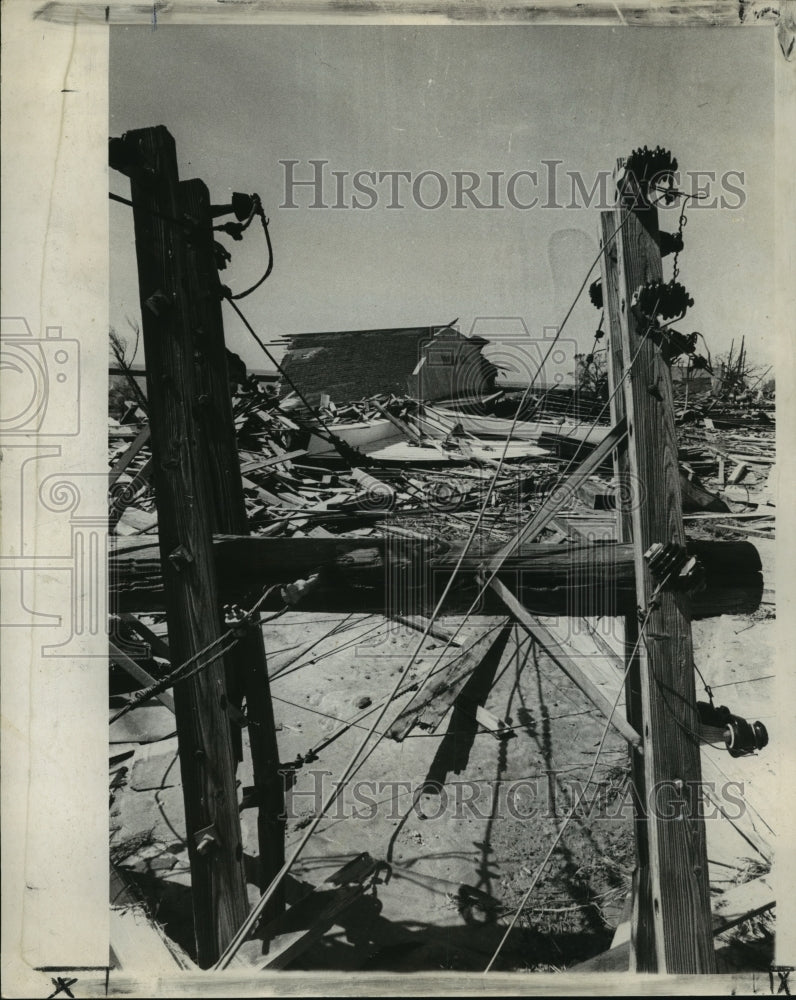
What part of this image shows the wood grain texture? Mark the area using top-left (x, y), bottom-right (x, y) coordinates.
top-left (122, 126), bottom-right (247, 966)
top-left (601, 203), bottom-right (715, 973)
top-left (600, 208), bottom-right (652, 972)
top-left (180, 179), bottom-right (285, 920)
top-left (109, 535), bottom-right (763, 620)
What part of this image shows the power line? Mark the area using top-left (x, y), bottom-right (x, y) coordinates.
top-left (213, 206), bottom-right (637, 970)
top-left (483, 595), bottom-right (660, 972)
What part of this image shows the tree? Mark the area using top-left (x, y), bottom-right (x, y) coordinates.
top-left (109, 324), bottom-right (148, 419)
top-left (711, 337), bottom-right (770, 402)
top-left (572, 350), bottom-right (608, 399)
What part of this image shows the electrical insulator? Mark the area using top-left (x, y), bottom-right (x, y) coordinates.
top-left (697, 702), bottom-right (769, 758)
top-left (621, 145), bottom-right (679, 204)
top-left (632, 280), bottom-right (694, 322)
top-left (588, 278), bottom-right (603, 310)
top-left (660, 230), bottom-right (685, 258)
top-left (644, 541), bottom-right (705, 593)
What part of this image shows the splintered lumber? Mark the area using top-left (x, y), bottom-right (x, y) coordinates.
top-left (240, 449), bottom-right (307, 474)
top-left (538, 431), bottom-right (615, 472)
top-left (349, 467), bottom-right (396, 503)
top-left (372, 400), bottom-right (426, 446)
top-left (110, 535), bottom-right (764, 620)
top-left (248, 854), bottom-right (386, 970)
top-left (118, 612), bottom-right (170, 660)
top-left (388, 623), bottom-right (510, 740)
top-left (729, 462), bottom-right (748, 485)
top-left (488, 577), bottom-right (641, 747)
top-left (487, 419), bottom-right (627, 566)
top-left (109, 424), bottom-right (151, 487)
top-left (678, 470), bottom-right (731, 513)
top-left (539, 433), bottom-right (729, 513)
top-left (110, 864), bottom-right (196, 971)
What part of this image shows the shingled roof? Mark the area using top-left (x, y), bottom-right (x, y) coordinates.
top-left (279, 325), bottom-right (496, 404)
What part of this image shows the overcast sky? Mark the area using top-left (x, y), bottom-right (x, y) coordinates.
top-left (110, 26), bottom-right (775, 380)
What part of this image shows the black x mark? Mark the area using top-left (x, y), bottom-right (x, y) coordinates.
top-left (770, 967), bottom-right (793, 996)
top-left (47, 976), bottom-right (77, 999)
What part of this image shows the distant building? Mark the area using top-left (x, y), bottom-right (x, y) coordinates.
top-left (279, 325), bottom-right (497, 405)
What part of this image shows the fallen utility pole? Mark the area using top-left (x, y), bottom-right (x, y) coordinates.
top-left (599, 159), bottom-right (716, 973)
top-left (110, 126), bottom-right (248, 966)
top-left (110, 535), bottom-right (763, 620)
top-left (180, 178), bottom-right (285, 919)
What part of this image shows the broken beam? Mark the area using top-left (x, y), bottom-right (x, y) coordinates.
top-left (488, 577), bottom-right (641, 747)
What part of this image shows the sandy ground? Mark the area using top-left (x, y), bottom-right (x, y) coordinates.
top-left (109, 538), bottom-right (777, 973)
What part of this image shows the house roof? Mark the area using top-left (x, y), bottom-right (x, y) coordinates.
top-left (282, 324), bottom-right (488, 345)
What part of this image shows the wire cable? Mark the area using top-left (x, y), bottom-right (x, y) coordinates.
top-left (228, 204), bottom-right (274, 300)
top-left (214, 207), bottom-right (637, 969)
top-left (483, 595), bottom-right (660, 972)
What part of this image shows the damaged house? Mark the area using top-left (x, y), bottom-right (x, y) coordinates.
top-left (279, 324), bottom-right (498, 405)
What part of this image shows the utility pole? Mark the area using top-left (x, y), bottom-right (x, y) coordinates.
top-left (110, 126), bottom-right (248, 966)
top-left (599, 156), bottom-right (716, 973)
top-left (180, 177), bottom-right (286, 920)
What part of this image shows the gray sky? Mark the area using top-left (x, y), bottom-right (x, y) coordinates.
top-left (110, 25), bottom-right (775, 379)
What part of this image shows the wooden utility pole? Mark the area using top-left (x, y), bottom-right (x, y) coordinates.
top-left (180, 177), bottom-right (285, 919)
top-left (110, 126), bottom-right (248, 966)
top-left (599, 167), bottom-right (716, 973)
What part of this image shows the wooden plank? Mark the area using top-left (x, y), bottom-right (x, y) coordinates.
top-left (109, 424), bottom-right (151, 487)
top-left (387, 623), bottom-right (509, 740)
top-left (488, 577), bottom-right (641, 747)
top-left (239, 449), bottom-right (307, 474)
top-left (683, 512), bottom-right (773, 521)
top-left (372, 400), bottom-right (427, 446)
top-left (256, 884), bottom-right (365, 970)
top-left (109, 641), bottom-right (175, 715)
top-left (600, 192), bottom-right (715, 973)
top-left (114, 125), bottom-right (248, 966)
top-left (118, 612), bottom-right (171, 660)
top-left (571, 874), bottom-right (775, 973)
top-left (700, 754), bottom-right (774, 864)
top-left (392, 614), bottom-right (462, 646)
top-left (485, 419), bottom-right (627, 569)
top-left (109, 864), bottom-right (197, 971)
top-left (711, 873), bottom-right (774, 935)
top-left (349, 467), bottom-right (396, 503)
top-left (110, 906), bottom-right (195, 972)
